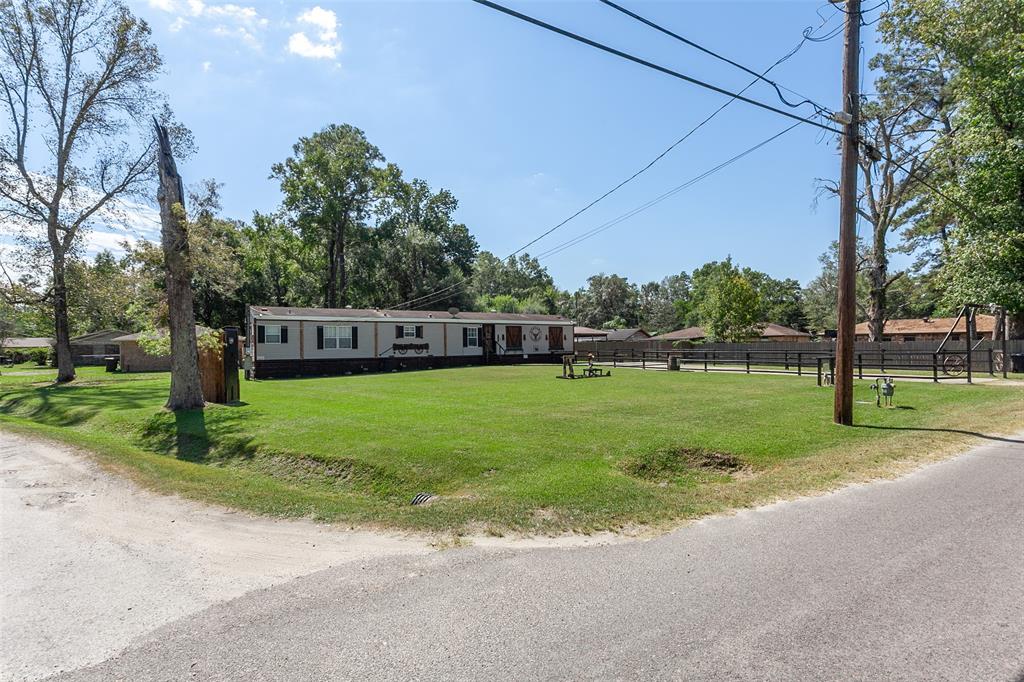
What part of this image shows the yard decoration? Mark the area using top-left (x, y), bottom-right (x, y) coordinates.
top-left (558, 353), bottom-right (611, 379)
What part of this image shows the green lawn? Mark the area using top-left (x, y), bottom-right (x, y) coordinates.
top-left (1, 365), bottom-right (1021, 534)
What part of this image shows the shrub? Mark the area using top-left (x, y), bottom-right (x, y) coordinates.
top-left (29, 348), bottom-right (49, 366)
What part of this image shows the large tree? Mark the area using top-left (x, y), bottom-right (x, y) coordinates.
top-left (0, 0), bottom-right (169, 382)
top-left (372, 175), bottom-right (478, 309)
top-left (878, 0), bottom-right (1024, 333)
top-left (271, 124), bottom-right (384, 309)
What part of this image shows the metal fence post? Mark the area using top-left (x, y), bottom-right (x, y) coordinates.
top-left (784, 350), bottom-right (789, 370)
top-left (828, 356), bottom-right (835, 385)
top-left (745, 351), bottom-right (750, 374)
top-left (817, 357), bottom-right (823, 386)
top-left (880, 347), bottom-right (885, 373)
top-left (613, 351), bottom-right (617, 368)
top-left (704, 352), bottom-right (708, 372)
top-left (797, 352), bottom-right (802, 376)
top-left (988, 347), bottom-right (994, 376)
top-left (857, 353), bottom-right (863, 379)
top-left (932, 353), bottom-right (938, 383)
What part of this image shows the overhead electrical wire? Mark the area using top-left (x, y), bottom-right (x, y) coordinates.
top-left (533, 123), bottom-right (802, 261)
top-left (402, 124), bottom-right (800, 311)
top-left (468, 0), bottom-right (842, 135)
top-left (391, 2), bottom-right (846, 310)
top-left (597, 0), bottom-right (832, 117)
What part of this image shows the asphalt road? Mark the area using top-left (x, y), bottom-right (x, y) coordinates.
top-left (7, 431), bottom-right (1024, 681)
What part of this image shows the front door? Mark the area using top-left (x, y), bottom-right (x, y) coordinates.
top-left (549, 326), bottom-right (563, 351)
top-left (483, 324), bottom-right (496, 356)
top-left (506, 325), bottom-right (522, 351)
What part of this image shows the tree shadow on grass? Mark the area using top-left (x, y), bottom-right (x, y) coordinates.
top-left (852, 424), bottom-right (1024, 444)
top-left (138, 407), bottom-right (260, 464)
top-left (0, 383), bottom-right (166, 427)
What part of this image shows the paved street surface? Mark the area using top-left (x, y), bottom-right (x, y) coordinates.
top-left (3, 430), bottom-right (1023, 680)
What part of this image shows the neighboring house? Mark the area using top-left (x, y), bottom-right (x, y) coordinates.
top-left (854, 315), bottom-right (996, 343)
top-left (1, 337), bottom-right (55, 349)
top-left (759, 323), bottom-right (813, 342)
top-left (246, 306), bottom-right (574, 379)
top-left (573, 326), bottom-right (609, 342)
top-left (114, 326), bottom-right (211, 372)
top-left (650, 324), bottom-right (811, 343)
top-left (0, 337), bottom-right (54, 363)
top-left (648, 327), bottom-right (706, 343)
top-left (603, 328), bottom-right (651, 342)
top-left (69, 329), bottom-right (128, 365)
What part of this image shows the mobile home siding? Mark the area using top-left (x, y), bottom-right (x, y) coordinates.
top-left (247, 305), bottom-right (573, 379)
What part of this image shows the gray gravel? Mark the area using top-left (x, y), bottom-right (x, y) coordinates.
top-left (47, 432), bottom-right (1024, 681)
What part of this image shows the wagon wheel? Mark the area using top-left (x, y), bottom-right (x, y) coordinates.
top-left (397, 347), bottom-right (408, 355)
top-left (942, 354), bottom-right (965, 376)
top-left (414, 347), bottom-right (425, 355)
top-left (993, 352), bottom-right (1005, 373)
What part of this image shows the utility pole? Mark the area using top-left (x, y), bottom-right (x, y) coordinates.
top-left (833, 0), bottom-right (861, 425)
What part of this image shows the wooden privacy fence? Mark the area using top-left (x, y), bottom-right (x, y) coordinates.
top-left (576, 340), bottom-right (1022, 382)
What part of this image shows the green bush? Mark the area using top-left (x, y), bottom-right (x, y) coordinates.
top-left (29, 348), bottom-right (49, 366)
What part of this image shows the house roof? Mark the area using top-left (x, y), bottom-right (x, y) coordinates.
top-left (70, 329), bottom-right (130, 344)
top-left (854, 315), bottom-right (996, 336)
top-left (1, 337), bottom-right (55, 348)
top-left (113, 326), bottom-right (212, 342)
top-left (649, 326), bottom-right (706, 341)
top-left (249, 306), bottom-right (570, 325)
top-left (573, 326), bottom-right (608, 337)
top-left (650, 323), bottom-right (810, 341)
top-left (603, 328), bottom-right (650, 341)
top-left (760, 323), bottom-right (812, 338)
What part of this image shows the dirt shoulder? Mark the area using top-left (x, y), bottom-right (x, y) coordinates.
top-left (0, 430), bottom-right (431, 681)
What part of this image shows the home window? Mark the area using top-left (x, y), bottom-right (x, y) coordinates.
top-left (902, 335), bottom-right (916, 342)
top-left (403, 325), bottom-right (417, 338)
top-left (466, 327), bottom-right (479, 347)
top-left (324, 325), bottom-right (352, 349)
top-left (264, 324), bottom-right (281, 344)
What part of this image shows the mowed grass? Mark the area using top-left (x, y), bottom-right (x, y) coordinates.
top-left (1, 364), bottom-right (1021, 534)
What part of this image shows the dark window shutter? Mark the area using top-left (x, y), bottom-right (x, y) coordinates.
top-left (316, 326), bottom-right (324, 350)
top-left (463, 327), bottom-right (468, 347)
top-left (416, 325), bottom-right (423, 339)
top-left (480, 327), bottom-right (484, 346)
top-left (257, 325), bottom-right (265, 343)
top-left (280, 326), bottom-right (288, 344)
top-left (351, 326), bottom-right (358, 349)
top-left (396, 325), bottom-right (403, 339)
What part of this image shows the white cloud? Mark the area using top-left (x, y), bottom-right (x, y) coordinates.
top-left (287, 32), bottom-right (338, 60)
top-left (201, 61), bottom-right (213, 72)
top-left (288, 6), bottom-right (341, 61)
top-left (296, 6), bottom-right (337, 41)
top-left (148, 0), bottom-right (267, 49)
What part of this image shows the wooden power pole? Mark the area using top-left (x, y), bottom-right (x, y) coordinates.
top-left (833, 0), bottom-right (861, 425)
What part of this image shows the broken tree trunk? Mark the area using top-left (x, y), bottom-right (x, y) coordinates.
top-left (155, 120), bottom-right (205, 411)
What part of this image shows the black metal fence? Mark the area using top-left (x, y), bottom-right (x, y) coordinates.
top-left (574, 344), bottom-right (1016, 383)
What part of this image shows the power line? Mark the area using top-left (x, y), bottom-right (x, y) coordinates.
top-left (404, 124), bottom-right (800, 311)
top-left (598, 0), bottom-right (832, 117)
top-left (469, 0), bottom-right (842, 135)
top-left (392, 3), bottom-right (845, 310)
top-left (534, 124), bottom-right (801, 261)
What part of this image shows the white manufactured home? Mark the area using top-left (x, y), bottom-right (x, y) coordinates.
top-left (246, 305), bottom-right (574, 378)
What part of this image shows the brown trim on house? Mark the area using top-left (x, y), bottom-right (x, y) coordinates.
top-left (252, 353), bottom-right (564, 379)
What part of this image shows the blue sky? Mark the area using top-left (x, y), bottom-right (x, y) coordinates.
top-left (130, 0), bottom-right (888, 289)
